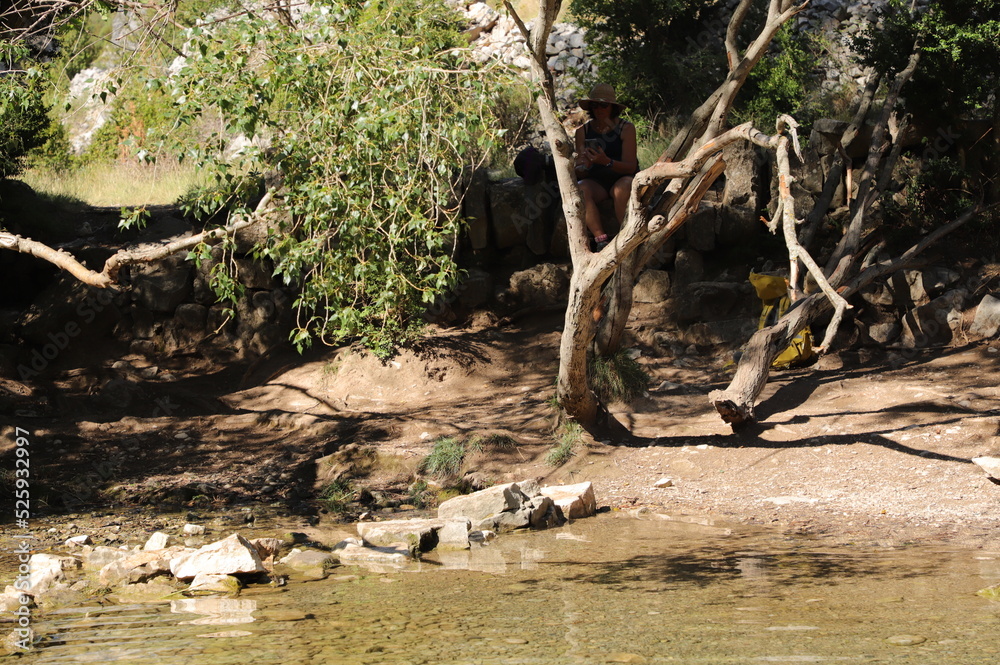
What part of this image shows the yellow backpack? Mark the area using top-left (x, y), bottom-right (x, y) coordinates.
top-left (748, 272), bottom-right (814, 369)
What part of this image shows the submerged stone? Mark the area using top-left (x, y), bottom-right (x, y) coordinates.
top-left (885, 635), bottom-right (926, 646)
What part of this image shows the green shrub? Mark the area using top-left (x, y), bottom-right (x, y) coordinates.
top-left (419, 437), bottom-right (472, 479)
top-left (320, 478), bottom-right (356, 515)
top-left (589, 349), bottom-right (650, 404)
top-left (0, 63), bottom-right (52, 179)
top-left (547, 421), bottom-right (583, 466)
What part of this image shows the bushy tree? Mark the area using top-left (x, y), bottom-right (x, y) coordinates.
top-left (570, 0), bottom-right (820, 123)
top-left (0, 46), bottom-right (51, 179)
top-left (570, 0), bottom-right (728, 115)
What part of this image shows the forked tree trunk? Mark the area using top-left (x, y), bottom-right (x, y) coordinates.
top-left (593, 0), bottom-right (808, 359)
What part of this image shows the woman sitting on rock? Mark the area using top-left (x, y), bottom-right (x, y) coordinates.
top-left (574, 83), bottom-right (639, 252)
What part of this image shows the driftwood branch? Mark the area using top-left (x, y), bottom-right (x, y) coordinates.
top-left (0, 190), bottom-right (274, 288)
top-left (709, 204), bottom-right (984, 427)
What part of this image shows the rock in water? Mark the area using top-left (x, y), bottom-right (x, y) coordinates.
top-left (169, 533), bottom-right (266, 580)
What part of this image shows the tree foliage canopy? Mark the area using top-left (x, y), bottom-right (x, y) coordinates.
top-left (165, 0), bottom-right (511, 355)
top-left (0, 43), bottom-right (51, 179)
top-left (854, 0), bottom-right (1000, 122)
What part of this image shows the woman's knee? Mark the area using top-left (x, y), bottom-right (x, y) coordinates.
top-left (611, 176), bottom-right (634, 199)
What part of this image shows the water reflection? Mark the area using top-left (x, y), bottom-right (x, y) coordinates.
top-left (171, 598), bottom-right (257, 626)
top-left (22, 513), bottom-right (1000, 664)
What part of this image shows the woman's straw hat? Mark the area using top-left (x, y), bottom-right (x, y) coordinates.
top-left (578, 83), bottom-right (625, 111)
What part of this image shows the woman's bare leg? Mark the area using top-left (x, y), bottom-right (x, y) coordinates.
top-left (611, 175), bottom-right (634, 225)
top-left (579, 178), bottom-right (609, 238)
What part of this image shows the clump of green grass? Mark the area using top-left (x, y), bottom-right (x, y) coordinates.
top-left (547, 420), bottom-right (583, 466)
top-left (419, 436), bottom-right (476, 479)
top-left (320, 478), bottom-right (356, 516)
top-left (467, 432), bottom-right (517, 451)
top-left (589, 349), bottom-right (650, 404)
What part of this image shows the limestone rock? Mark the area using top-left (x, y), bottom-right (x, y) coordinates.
top-left (143, 532), bottom-right (173, 550)
top-left (81, 546), bottom-right (129, 571)
top-left (334, 542), bottom-right (411, 566)
top-left (972, 457), bottom-right (1000, 480)
top-left (130, 258), bottom-right (193, 313)
top-left (277, 548), bottom-right (337, 579)
top-left (0, 586), bottom-right (34, 614)
top-left (357, 518), bottom-right (471, 551)
top-left (502, 263), bottom-right (570, 308)
top-left (183, 524), bottom-right (206, 536)
top-left (64, 535), bottom-right (92, 548)
top-left (28, 554), bottom-right (79, 595)
top-left (633, 270), bottom-right (671, 303)
top-left (186, 573), bottom-right (242, 596)
top-left (899, 289), bottom-right (967, 347)
top-left (540, 481), bottom-right (597, 519)
top-left (99, 547), bottom-right (187, 586)
top-left (437, 479), bottom-right (539, 522)
top-left (169, 533), bottom-right (266, 581)
top-left (970, 294), bottom-right (1000, 338)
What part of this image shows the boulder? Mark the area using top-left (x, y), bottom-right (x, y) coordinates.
top-left (28, 553), bottom-right (79, 595)
top-left (489, 178), bottom-right (554, 249)
top-left (334, 541), bottom-right (411, 567)
top-left (540, 481), bottom-right (597, 519)
top-left (437, 479), bottom-right (558, 532)
top-left (357, 518), bottom-right (471, 551)
top-left (0, 586), bottom-right (34, 614)
top-left (456, 268), bottom-right (494, 309)
top-left (438, 479), bottom-right (539, 521)
top-left (672, 247), bottom-right (704, 287)
top-left (899, 289), bottom-right (967, 347)
top-left (169, 533), bottom-right (266, 581)
top-left (143, 532), bottom-right (173, 550)
top-left (970, 294), bottom-right (1000, 338)
top-left (972, 457), bottom-right (1000, 480)
top-left (64, 535), bottom-right (92, 548)
top-left (99, 547), bottom-right (187, 586)
top-left (502, 263), bottom-right (570, 308)
top-left (672, 282), bottom-right (746, 325)
top-left (130, 258), bottom-right (193, 313)
top-left (186, 573), bottom-right (242, 596)
top-left (633, 270), bottom-right (671, 303)
top-left (685, 205), bottom-right (716, 252)
top-left (276, 548), bottom-right (337, 579)
top-left (81, 546), bottom-right (130, 571)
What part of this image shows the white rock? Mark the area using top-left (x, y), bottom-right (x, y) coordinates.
top-left (65, 535), bottom-right (92, 548)
top-left (972, 457), bottom-right (1000, 480)
top-left (143, 532), bottom-right (173, 550)
top-left (653, 478), bottom-right (674, 488)
top-left (335, 542), bottom-right (411, 567)
top-left (357, 518), bottom-right (471, 551)
top-left (540, 481), bottom-right (597, 519)
top-left (82, 546), bottom-right (130, 570)
top-left (169, 533), bottom-right (266, 580)
top-left (28, 554), bottom-right (79, 595)
top-left (187, 573), bottom-right (241, 595)
top-left (183, 524), bottom-right (206, 536)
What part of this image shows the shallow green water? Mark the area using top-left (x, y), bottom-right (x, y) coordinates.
top-left (18, 513), bottom-right (1000, 664)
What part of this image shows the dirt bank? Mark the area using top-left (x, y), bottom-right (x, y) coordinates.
top-left (3, 309), bottom-right (999, 553)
